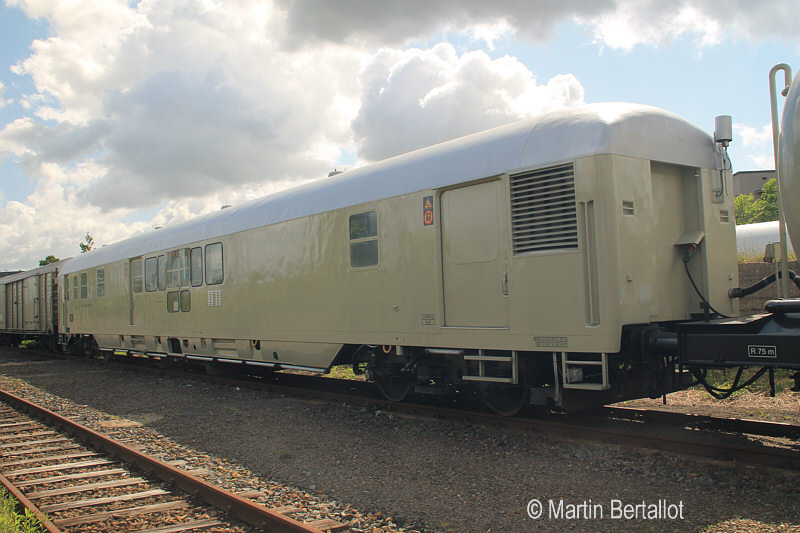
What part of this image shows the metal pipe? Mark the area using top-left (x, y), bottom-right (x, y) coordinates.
top-left (279, 364), bottom-right (326, 372)
top-left (769, 63), bottom-right (793, 299)
top-left (245, 360), bottom-right (276, 367)
top-left (424, 348), bottom-right (464, 355)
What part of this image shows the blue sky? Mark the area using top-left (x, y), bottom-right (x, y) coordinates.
top-left (0, 1), bottom-right (798, 270)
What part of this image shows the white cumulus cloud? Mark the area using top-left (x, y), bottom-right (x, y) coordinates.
top-left (734, 122), bottom-right (776, 169)
top-left (352, 43), bottom-right (584, 162)
top-left (271, 0), bottom-right (799, 50)
top-left (1, 0), bottom-right (795, 269)
top-left (0, 81), bottom-right (11, 108)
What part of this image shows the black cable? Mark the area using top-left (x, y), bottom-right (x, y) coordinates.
top-left (683, 260), bottom-right (730, 318)
top-left (729, 269), bottom-right (800, 298)
top-left (691, 366), bottom-right (769, 400)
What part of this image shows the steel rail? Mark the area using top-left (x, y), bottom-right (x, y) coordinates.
top-left (601, 406), bottom-right (800, 439)
top-left (377, 401), bottom-right (800, 471)
top-left (0, 470), bottom-right (62, 533)
top-left (0, 389), bottom-right (325, 533)
top-left (113, 360), bottom-right (800, 470)
top-left (10, 348), bottom-right (800, 470)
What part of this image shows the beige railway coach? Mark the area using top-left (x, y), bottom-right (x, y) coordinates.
top-left (57, 103), bottom-right (739, 410)
top-left (0, 261), bottom-right (62, 340)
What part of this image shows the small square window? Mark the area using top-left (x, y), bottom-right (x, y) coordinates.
top-left (350, 241), bottom-right (378, 268)
top-left (349, 211), bottom-right (377, 239)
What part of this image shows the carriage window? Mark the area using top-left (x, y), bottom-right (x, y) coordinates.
top-left (205, 243), bottom-right (223, 285)
top-left (167, 250), bottom-right (189, 288)
top-left (80, 272), bottom-right (88, 299)
top-left (191, 247), bottom-right (203, 287)
top-left (180, 290), bottom-right (191, 311)
top-left (72, 276), bottom-right (78, 300)
top-left (158, 255), bottom-right (166, 291)
top-left (132, 260), bottom-right (143, 294)
top-left (167, 290), bottom-right (191, 312)
top-left (350, 241), bottom-right (378, 268)
top-left (167, 291), bottom-right (180, 313)
top-left (96, 268), bottom-right (105, 298)
top-left (349, 211), bottom-right (378, 268)
top-left (64, 276), bottom-right (69, 301)
top-left (179, 249), bottom-right (190, 287)
top-left (145, 257), bottom-right (158, 292)
top-left (349, 211), bottom-right (377, 239)
top-left (167, 251), bottom-right (179, 288)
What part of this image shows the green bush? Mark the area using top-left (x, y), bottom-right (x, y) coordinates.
top-left (0, 488), bottom-right (45, 533)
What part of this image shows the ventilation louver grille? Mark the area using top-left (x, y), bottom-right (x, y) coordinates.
top-left (510, 163), bottom-right (578, 254)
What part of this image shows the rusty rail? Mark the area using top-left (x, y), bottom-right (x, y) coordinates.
top-left (0, 470), bottom-right (62, 533)
top-left (601, 406), bottom-right (800, 439)
top-left (13, 348), bottom-right (800, 471)
top-left (0, 389), bottom-right (326, 533)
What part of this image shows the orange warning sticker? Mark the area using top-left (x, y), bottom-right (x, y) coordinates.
top-left (423, 195), bottom-right (434, 226)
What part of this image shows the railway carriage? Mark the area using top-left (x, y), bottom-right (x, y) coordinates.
top-left (0, 261), bottom-right (62, 350)
top-left (51, 103), bottom-right (740, 412)
top-left (5, 96), bottom-right (800, 413)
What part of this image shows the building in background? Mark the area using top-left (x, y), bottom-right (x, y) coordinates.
top-left (733, 170), bottom-right (775, 199)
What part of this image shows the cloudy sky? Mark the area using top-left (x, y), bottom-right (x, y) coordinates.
top-left (0, 0), bottom-right (798, 271)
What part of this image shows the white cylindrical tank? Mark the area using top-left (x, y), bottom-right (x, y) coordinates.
top-left (778, 72), bottom-right (800, 253)
top-left (736, 221), bottom-right (795, 256)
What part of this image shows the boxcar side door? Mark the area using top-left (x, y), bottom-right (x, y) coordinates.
top-left (440, 179), bottom-right (509, 328)
top-left (129, 257), bottom-right (144, 326)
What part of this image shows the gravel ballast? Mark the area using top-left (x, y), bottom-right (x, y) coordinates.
top-left (1, 349), bottom-right (799, 533)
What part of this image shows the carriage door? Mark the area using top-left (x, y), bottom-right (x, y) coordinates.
top-left (129, 258), bottom-right (144, 326)
top-left (441, 179), bottom-right (509, 327)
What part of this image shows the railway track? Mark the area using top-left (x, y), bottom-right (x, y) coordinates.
top-left (117, 356), bottom-right (800, 471)
top-left (5, 347), bottom-right (800, 474)
top-left (600, 405), bottom-right (800, 440)
top-left (0, 389), bottom-right (346, 533)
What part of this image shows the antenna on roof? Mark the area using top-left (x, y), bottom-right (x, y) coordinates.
top-left (328, 168), bottom-right (345, 177)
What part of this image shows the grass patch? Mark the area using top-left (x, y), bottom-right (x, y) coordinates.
top-left (0, 487), bottom-right (45, 533)
top-left (324, 365), bottom-right (363, 380)
top-left (692, 368), bottom-right (796, 396)
top-left (17, 340), bottom-right (38, 350)
top-left (738, 250), bottom-right (797, 263)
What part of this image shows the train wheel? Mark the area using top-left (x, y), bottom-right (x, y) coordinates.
top-left (482, 382), bottom-right (529, 417)
top-left (377, 376), bottom-right (412, 402)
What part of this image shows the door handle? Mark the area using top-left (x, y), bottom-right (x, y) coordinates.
top-left (502, 272), bottom-right (509, 296)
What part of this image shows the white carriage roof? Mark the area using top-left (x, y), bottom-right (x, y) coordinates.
top-left (1, 259), bottom-right (68, 284)
top-left (61, 102), bottom-right (716, 275)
